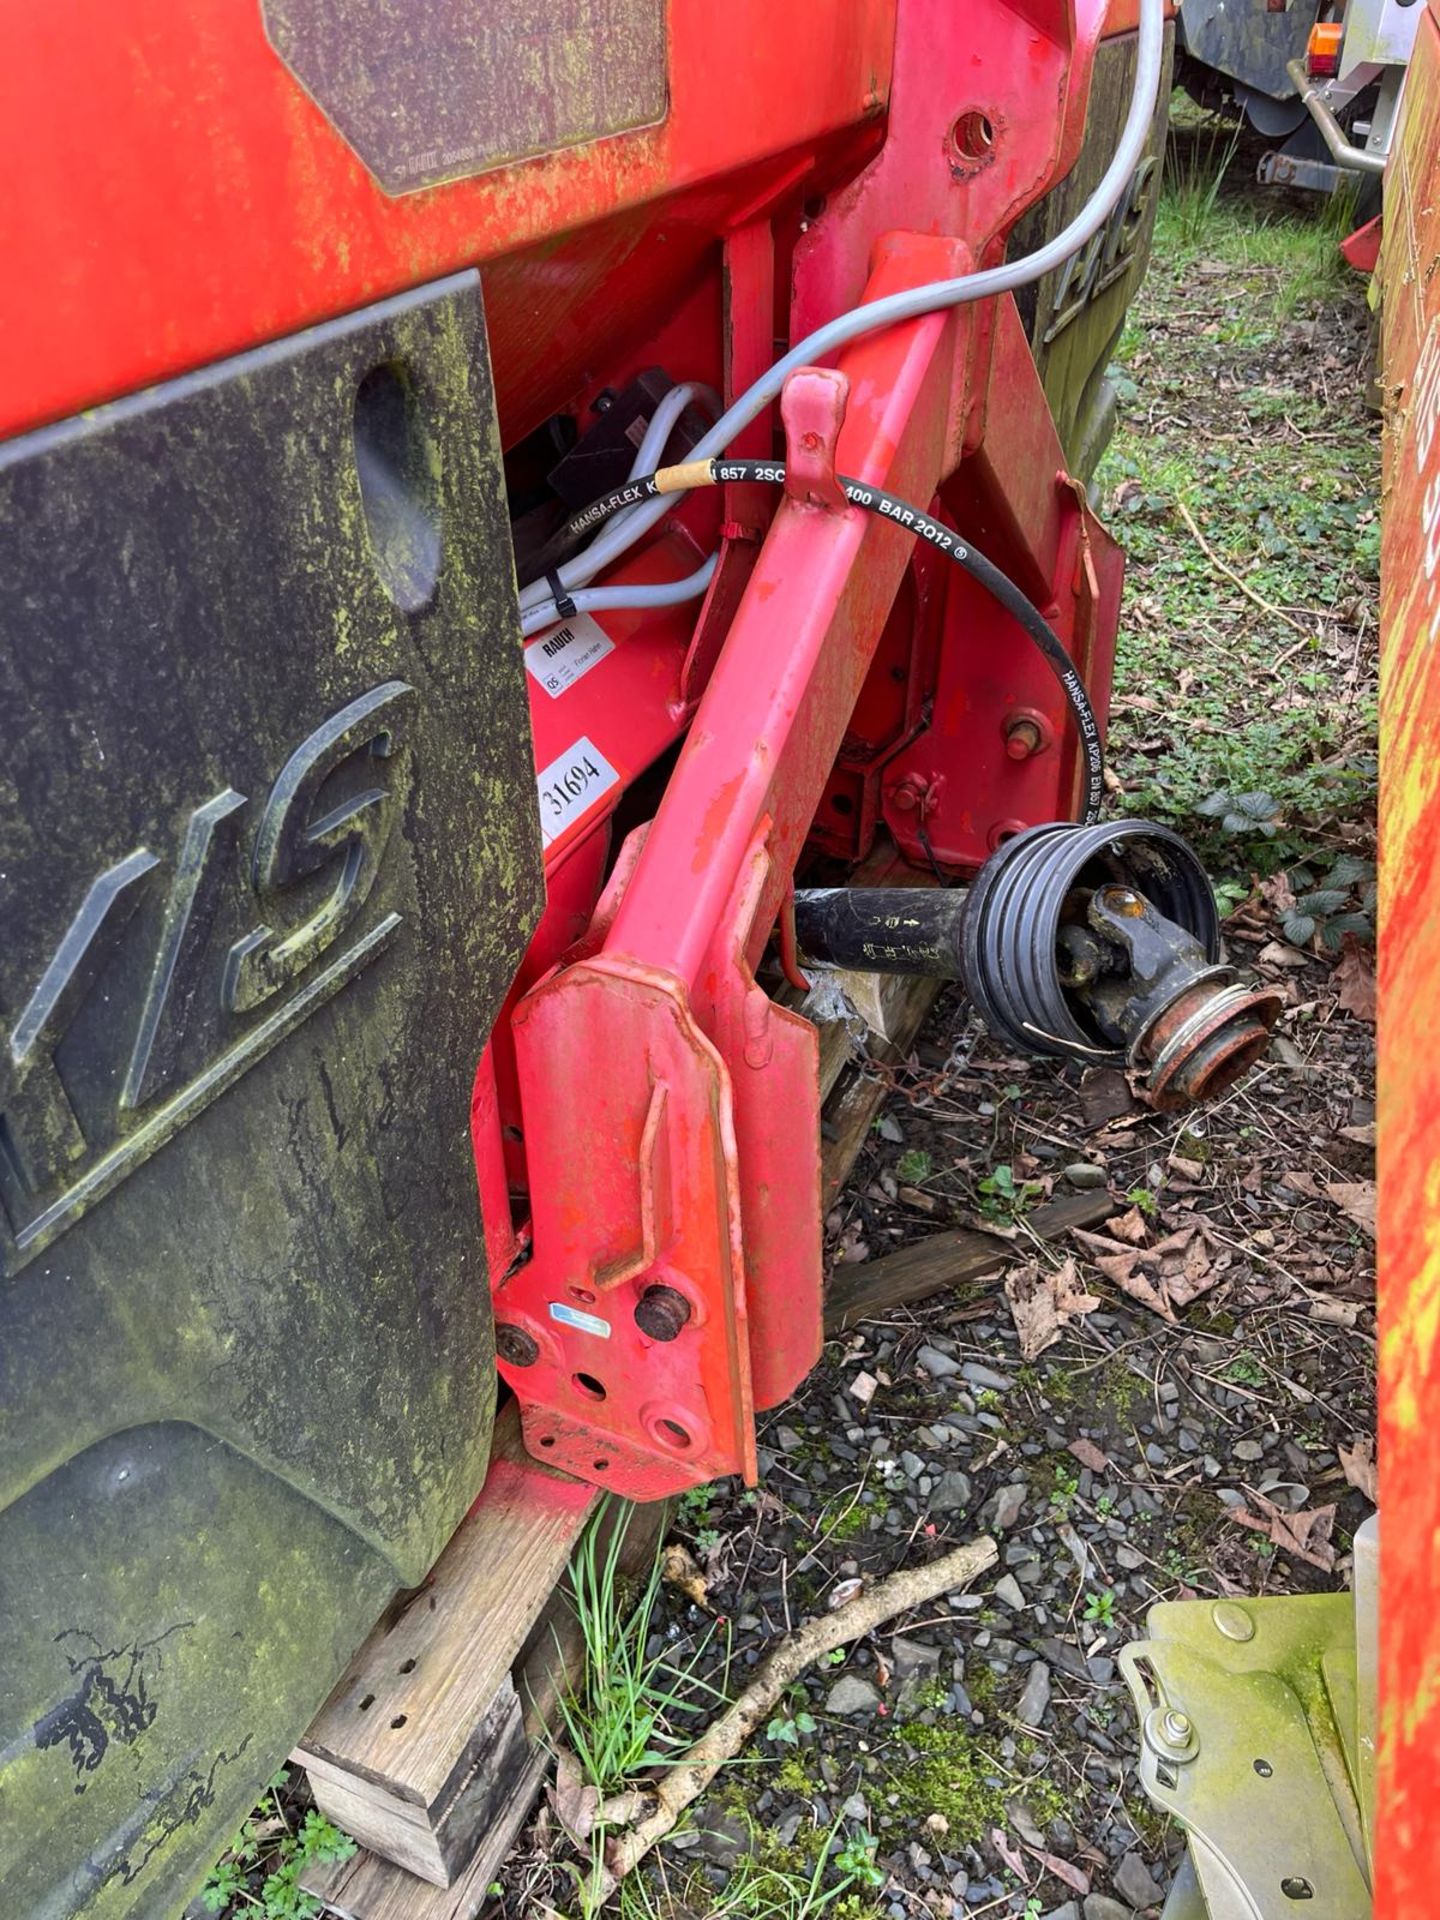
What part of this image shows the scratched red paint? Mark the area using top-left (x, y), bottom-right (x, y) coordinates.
top-left (1377, 3), bottom-right (1440, 1909)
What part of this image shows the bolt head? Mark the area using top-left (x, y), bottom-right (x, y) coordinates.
top-left (634, 1284), bottom-right (692, 1342)
top-left (496, 1323), bottom-right (540, 1368)
top-left (1162, 1709), bottom-right (1193, 1744)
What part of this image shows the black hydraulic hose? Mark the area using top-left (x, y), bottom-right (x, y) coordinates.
top-left (545, 457), bottom-right (1106, 825)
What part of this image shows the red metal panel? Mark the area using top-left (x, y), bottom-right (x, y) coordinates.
top-left (1377, 3), bottom-right (1440, 1908)
top-left (0, 0), bottom-right (895, 439)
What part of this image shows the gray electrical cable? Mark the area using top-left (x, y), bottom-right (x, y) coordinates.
top-left (519, 0), bottom-right (1164, 625)
top-left (626, 382), bottom-right (721, 482)
top-left (519, 556), bottom-right (719, 637)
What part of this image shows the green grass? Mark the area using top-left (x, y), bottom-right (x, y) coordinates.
top-left (1100, 107), bottom-right (1378, 884)
top-left (552, 1502), bottom-right (722, 1799)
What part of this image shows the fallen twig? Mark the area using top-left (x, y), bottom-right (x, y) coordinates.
top-left (1175, 496), bottom-right (1313, 638)
top-left (574, 1533), bottom-right (998, 1911)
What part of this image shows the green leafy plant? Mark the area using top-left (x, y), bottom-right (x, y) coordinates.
top-left (1083, 1589), bottom-right (1118, 1630)
top-left (1195, 786), bottom-right (1282, 843)
top-left (1046, 1465), bottom-right (1080, 1515)
top-left (201, 1777), bottom-right (356, 1919)
top-left (832, 1831), bottom-right (886, 1890)
top-left (767, 1709), bottom-right (818, 1748)
top-left (895, 1148), bottom-right (933, 1183)
top-left (1126, 1186), bottom-right (1159, 1217)
top-left (680, 1483), bottom-right (715, 1527)
top-left (977, 1163), bottom-right (1043, 1223)
top-left (1279, 852), bottom-right (1376, 950)
top-left (1222, 1354), bottom-right (1267, 1389)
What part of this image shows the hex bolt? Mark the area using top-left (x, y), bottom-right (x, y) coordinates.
top-left (634, 1284), bottom-right (692, 1341)
top-left (496, 1323), bottom-right (540, 1368)
top-left (1162, 1710), bottom-right (1193, 1747)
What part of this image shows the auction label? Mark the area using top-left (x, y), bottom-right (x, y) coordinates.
top-left (525, 612), bottom-right (615, 697)
top-left (535, 735), bottom-right (620, 848)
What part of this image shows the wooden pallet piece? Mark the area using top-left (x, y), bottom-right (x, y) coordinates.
top-left (294, 1403), bottom-right (599, 1886)
top-left (301, 1499), bottom-right (668, 1918)
top-left (824, 1188), bottom-right (1116, 1332)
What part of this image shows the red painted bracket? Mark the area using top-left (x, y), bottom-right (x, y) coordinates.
top-left (495, 233), bottom-right (975, 1499)
top-left (782, 367), bottom-right (850, 510)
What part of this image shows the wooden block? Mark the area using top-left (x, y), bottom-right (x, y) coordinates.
top-left (295, 1403), bottom-right (598, 1886)
top-left (824, 1189), bottom-right (1116, 1332)
top-left (301, 1496), bottom-right (671, 1915)
top-left (302, 1741), bottom-right (549, 1920)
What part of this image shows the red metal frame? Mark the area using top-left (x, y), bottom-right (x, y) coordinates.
top-left (492, 4), bottom-right (1127, 1497)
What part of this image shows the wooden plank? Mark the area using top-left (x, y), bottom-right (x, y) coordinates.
top-left (820, 976), bottom-right (943, 1207)
top-left (824, 1189), bottom-right (1116, 1332)
top-left (294, 1402), bottom-right (598, 1880)
top-left (303, 1743), bottom-right (549, 1920)
top-left (301, 1497), bottom-right (670, 1916)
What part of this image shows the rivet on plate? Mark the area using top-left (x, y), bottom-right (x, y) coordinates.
top-left (1212, 1600), bottom-right (1256, 1642)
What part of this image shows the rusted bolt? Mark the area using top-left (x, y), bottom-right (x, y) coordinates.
top-left (496, 1323), bottom-right (540, 1368)
top-left (635, 1284), bottom-right (692, 1342)
top-left (1004, 717), bottom-right (1043, 761)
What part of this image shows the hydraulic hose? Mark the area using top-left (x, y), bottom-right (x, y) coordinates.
top-left (517, 0), bottom-right (1165, 618)
top-left (520, 458), bottom-right (1105, 825)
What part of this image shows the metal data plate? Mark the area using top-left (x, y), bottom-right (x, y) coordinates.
top-left (0, 273), bottom-right (543, 1917)
top-left (263, 0), bottom-right (669, 194)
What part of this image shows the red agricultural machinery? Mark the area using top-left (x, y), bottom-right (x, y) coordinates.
top-left (14, 0), bottom-right (1417, 1914)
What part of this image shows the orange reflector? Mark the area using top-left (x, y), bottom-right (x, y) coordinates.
top-left (1308, 21), bottom-right (1343, 75)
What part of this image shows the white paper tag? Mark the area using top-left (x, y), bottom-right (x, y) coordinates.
top-left (524, 612), bottom-right (615, 698)
top-left (535, 735), bottom-right (620, 848)
top-left (549, 1300), bottom-right (612, 1338)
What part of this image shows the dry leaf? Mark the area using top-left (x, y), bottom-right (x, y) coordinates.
top-left (1258, 940), bottom-right (1311, 969)
top-left (1230, 1493), bottom-right (1337, 1571)
top-left (549, 1747), bottom-right (600, 1848)
top-left (1019, 1842), bottom-right (1091, 1897)
top-left (1067, 1438), bottom-right (1111, 1473)
top-left (661, 1542), bottom-right (709, 1608)
top-left (1073, 1218), bottom-right (1220, 1321)
top-left (1106, 1206), bottom-right (1150, 1245)
top-left (1326, 1179), bottom-right (1376, 1237)
top-left (828, 1576), bottom-right (864, 1611)
top-left (1339, 1435), bottom-right (1378, 1504)
top-left (1338, 1121), bottom-right (1377, 1148)
top-left (1004, 1257), bottom-right (1101, 1359)
top-left (1310, 1299), bottom-right (1360, 1328)
top-left (849, 1370), bottom-right (878, 1406)
top-left (1169, 1153), bottom-right (1206, 1181)
top-left (1333, 942), bottom-right (1377, 1024)
top-left (990, 1829), bottom-right (1030, 1882)
top-left (1260, 871), bottom-right (1297, 915)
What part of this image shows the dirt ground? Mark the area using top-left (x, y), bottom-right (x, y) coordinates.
top-left (493, 142), bottom-right (1379, 1920)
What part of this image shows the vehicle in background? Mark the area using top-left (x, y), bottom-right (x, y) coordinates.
top-left (1178, 0), bottom-right (1421, 200)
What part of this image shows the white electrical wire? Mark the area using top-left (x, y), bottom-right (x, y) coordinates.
top-left (518, 0), bottom-right (1165, 629)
